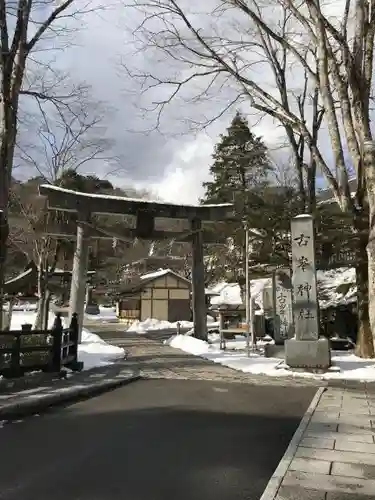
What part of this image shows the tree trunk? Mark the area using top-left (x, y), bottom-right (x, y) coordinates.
top-left (0, 93), bottom-right (22, 330)
top-left (365, 142), bottom-right (375, 354)
top-left (355, 232), bottom-right (374, 357)
top-left (5, 296), bottom-right (15, 331)
top-left (33, 265), bottom-right (46, 330)
top-left (307, 161), bottom-right (317, 214)
top-left (367, 229), bottom-right (375, 352)
top-left (43, 290), bottom-right (51, 331)
top-left (0, 210), bottom-right (8, 331)
top-left (34, 299), bottom-right (45, 331)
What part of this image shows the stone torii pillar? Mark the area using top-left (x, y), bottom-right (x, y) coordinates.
top-left (69, 214), bottom-right (91, 342)
top-left (191, 218), bottom-right (207, 341)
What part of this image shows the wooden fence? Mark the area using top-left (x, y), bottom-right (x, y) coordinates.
top-left (0, 313), bottom-right (83, 378)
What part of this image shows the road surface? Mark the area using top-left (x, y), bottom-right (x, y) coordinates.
top-left (88, 326), bottom-right (321, 386)
top-left (0, 378), bottom-right (316, 500)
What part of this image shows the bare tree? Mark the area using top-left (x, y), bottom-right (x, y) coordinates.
top-left (0, 1), bottom-right (105, 328)
top-left (10, 92), bottom-right (114, 329)
top-left (126, 1), bottom-right (324, 204)
top-left (125, 0), bottom-right (375, 356)
top-left (8, 193), bottom-right (63, 329)
top-left (17, 95), bottom-right (115, 182)
top-left (250, 8), bottom-right (324, 212)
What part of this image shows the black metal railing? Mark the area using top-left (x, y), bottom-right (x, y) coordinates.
top-left (0, 313), bottom-right (83, 378)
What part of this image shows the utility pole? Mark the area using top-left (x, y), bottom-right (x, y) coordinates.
top-left (244, 221), bottom-right (251, 356)
top-left (244, 221), bottom-right (257, 355)
top-left (250, 295), bottom-right (256, 350)
top-left (0, 210), bottom-right (6, 332)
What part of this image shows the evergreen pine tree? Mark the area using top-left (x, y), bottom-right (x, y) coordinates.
top-left (201, 112), bottom-right (274, 289)
top-left (202, 111), bottom-right (272, 208)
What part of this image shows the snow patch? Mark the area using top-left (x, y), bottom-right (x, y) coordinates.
top-left (85, 306), bottom-right (118, 322)
top-left (9, 311), bottom-right (124, 371)
top-left (127, 318), bottom-right (194, 333)
top-left (79, 328), bottom-right (125, 370)
top-left (166, 334), bottom-right (375, 382)
top-left (127, 316), bottom-right (220, 334)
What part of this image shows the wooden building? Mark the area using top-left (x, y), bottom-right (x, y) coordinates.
top-left (117, 269), bottom-right (191, 324)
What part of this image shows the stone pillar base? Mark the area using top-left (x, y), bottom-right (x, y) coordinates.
top-left (285, 338), bottom-right (331, 369)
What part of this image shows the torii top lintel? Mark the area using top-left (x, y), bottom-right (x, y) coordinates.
top-left (39, 185), bottom-right (233, 221)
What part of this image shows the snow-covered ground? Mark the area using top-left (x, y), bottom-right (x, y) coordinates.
top-left (127, 316), bottom-right (219, 334)
top-left (8, 311), bottom-right (125, 371)
top-left (165, 333), bottom-right (375, 382)
top-left (85, 306), bottom-right (118, 322)
top-left (127, 318), bottom-right (192, 333)
top-left (5, 304), bottom-right (118, 321)
top-left (3, 302), bottom-right (37, 312)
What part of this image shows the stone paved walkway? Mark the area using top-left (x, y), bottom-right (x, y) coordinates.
top-left (119, 333), bottom-right (321, 387)
top-left (274, 387), bottom-right (375, 499)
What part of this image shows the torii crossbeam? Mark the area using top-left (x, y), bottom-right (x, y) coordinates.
top-left (39, 184), bottom-right (233, 341)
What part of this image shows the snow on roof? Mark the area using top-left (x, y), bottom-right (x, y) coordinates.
top-left (318, 191), bottom-right (356, 206)
top-left (140, 268), bottom-right (190, 283)
top-left (207, 267), bottom-right (358, 311)
top-left (205, 289), bottom-right (220, 296)
top-left (4, 267), bottom-right (34, 285)
top-left (54, 268), bottom-right (96, 275)
top-left (40, 184), bottom-right (232, 209)
top-left (317, 267), bottom-right (356, 309)
top-left (140, 269), bottom-right (171, 280)
top-left (208, 278), bottom-right (272, 309)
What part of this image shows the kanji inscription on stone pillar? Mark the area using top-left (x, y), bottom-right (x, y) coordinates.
top-left (291, 214), bottom-right (319, 341)
top-left (274, 268), bottom-right (294, 343)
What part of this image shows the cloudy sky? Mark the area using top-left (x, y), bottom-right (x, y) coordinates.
top-left (17, 0), bottom-right (341, 203)
top-left (59, 0), bottom-right (284, 203)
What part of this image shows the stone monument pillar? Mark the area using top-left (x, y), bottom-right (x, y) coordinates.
top-left (262, 284), bottom-right (274, 318)
top-left (273, 268), bottom-right (294, 345)
top-left (285, 214), bottom-right (331, 369)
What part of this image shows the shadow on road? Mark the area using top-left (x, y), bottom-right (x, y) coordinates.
top-left (0, 379), bottom-right (315, 500)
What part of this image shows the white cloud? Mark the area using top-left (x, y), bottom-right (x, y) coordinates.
top-left (42, 0), bottom-right (292, 201)
top-left (18, 0), bottom-right (356, 201)
top-left (136, 135), bottom-right (215, 203)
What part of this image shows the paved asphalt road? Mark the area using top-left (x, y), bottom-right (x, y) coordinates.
top-left (1, 378), bottom-right (316, 500)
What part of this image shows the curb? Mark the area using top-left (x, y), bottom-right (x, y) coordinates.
top-left (0, 373), bottom-right (141, 420)
top-left (259, 386), bottom-right (326, 500)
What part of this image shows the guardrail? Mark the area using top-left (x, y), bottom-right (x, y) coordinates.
top-left (0, 313), bottom-right (83, 378)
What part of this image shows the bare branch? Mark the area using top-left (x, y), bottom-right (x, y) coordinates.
top-left (26, 0), bottom-right (76, 52)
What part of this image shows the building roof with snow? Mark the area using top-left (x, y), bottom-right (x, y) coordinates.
top-left (318, 178), bottom-right (357, 204)
top-left (206, 267), bottom-right (357, 312)
top-left (117, 269), bottom-right (191, 295)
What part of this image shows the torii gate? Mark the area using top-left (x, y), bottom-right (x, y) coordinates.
top-left (39, 185), bottom-right (233, 341)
